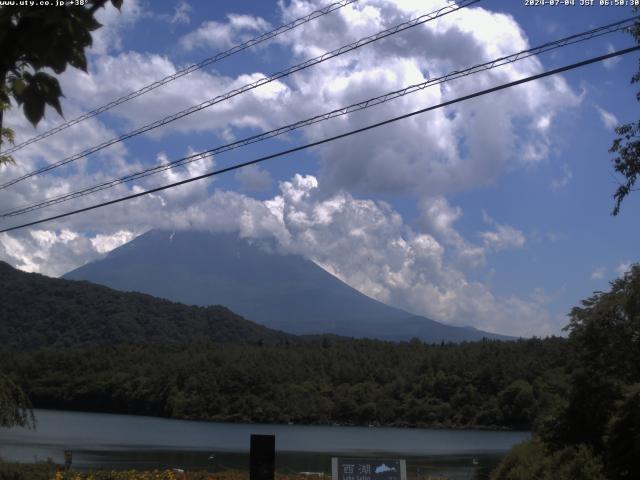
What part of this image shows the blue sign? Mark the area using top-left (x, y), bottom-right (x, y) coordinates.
top-left (332, 458), bottom-right (406, 480)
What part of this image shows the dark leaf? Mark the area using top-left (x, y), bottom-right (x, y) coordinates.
top-left (10, 78), bottom-right (26, 97)
top-left (47, 95), bottom-right (64, 118)
top-left (68, 50), bottom-right (88, 72)
top-left (23, 97), bottom-right (45, 126)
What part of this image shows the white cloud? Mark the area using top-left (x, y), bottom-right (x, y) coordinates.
top-left (551, 163), bottom-right (572, 191)
top-left (602, 43), bottom-right (621, 70)
top-left (597, 106), bottom-right (619, 130)
top-left (55, 51), bottom-right (291, 139)
top-left (591, 266), bottom-right (606, 280)
top-left (1, 229), bottom-right (101, 275)
top-left (179, 14), bottom-right (271, 51)
top-left (479, 225), bottom-right (526, 252)
top-left (479, 210), bottom-right (526, 252)
top-left (91, 230), bottom-right (137, 254)
top-left (270, 0), bottom-right (580, 197)
top-left (417, 196), bottom-right (485, 267)
top-left (91, 0), bottom-right (143, 55)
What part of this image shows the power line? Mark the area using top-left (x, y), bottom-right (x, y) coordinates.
top-left (0, 0), bottom-right (360, 156)
top-left (1, 46), bottom-right (636, 234)
top-left (0, 0), bottom-right (480, 190)
top-left (1, 16), bottom-right (635, 219)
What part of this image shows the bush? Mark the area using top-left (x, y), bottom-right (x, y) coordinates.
top-left (0, 458), bottom-right (56, 480)
top-left (491, 437), bottom-right (606, 480)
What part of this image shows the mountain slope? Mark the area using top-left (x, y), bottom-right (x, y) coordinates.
top-left (0, 261), bottom-right (295, 349)
top-left (64, 230), bottom-right (511, 342)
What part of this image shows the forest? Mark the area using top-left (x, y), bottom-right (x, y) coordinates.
top-left (0, 337), bottom-right (568, 430)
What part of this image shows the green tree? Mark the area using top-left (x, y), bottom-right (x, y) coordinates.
top-left (0, 0), bottom-right (123, 165)
top-left (605, 384), bottom-right (640, 480)
top-left (0, 372), bottom-right (34, 429)
top-left (491, 438), bottom-right (606, 480)
top-left (498, 379), bottom-right (536, 430)
top-left (493, 265), bottom-right (640, 480)
top-left (609, 18), bottom-right (640, 215)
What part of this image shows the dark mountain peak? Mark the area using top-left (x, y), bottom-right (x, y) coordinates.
top-left (65, 229), bottom-right (512, 342)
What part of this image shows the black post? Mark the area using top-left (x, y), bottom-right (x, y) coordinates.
top-left (250, 434), bottom-right (275, 480)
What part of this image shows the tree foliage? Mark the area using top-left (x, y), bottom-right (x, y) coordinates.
top-left (610, 18), bottom-right (640, 215)
top-left (493, 264), bottom-right (640, 480)
top-left (0, 0), bottom-right (123, 164)
top-left (491, 437), bottom-right (606, 480)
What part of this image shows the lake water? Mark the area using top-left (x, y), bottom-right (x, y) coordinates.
top-left (0, 409), bottom-right (530, 479)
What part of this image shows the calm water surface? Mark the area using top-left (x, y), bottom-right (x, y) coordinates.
top-left (0, 410), bottom-right (530, 479)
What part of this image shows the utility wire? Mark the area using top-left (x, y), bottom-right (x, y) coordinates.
top-left (1, 0), bottom-right (360, 156)
top-left (0, 16), bottom-right (635, 219)
top-left (0, 0), bottom-right (480, 190)
top-left (1, 46), bottom-right (636, 234)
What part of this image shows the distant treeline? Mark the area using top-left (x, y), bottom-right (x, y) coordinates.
top-left (0, 337), bottom-right (569, 430)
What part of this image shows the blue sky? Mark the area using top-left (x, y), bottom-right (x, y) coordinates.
top-left (0, 0), bottom-right (638, 337)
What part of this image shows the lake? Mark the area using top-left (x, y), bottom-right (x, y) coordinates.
top-left (0, 409), bottom-right (530, 479)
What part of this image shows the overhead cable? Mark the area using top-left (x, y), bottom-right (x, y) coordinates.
top-left (0, 0), bottom-right (360, 155)
top-left (1, 45), bottom-right (636, 234)
top-left (1, 16), bottom-right (635, 219)
top-left (0, 0), bottom-right (480, 190)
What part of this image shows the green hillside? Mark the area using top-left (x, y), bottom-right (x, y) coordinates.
top-left (0, 261), bottom-right (294, 348)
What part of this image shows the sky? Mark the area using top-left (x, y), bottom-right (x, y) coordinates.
top-left (0, 0), bottom-right (638, 337)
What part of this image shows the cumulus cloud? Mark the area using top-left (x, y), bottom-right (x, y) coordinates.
top-left (417, 196), bottom-right (484, 267)
top-left (1, 229), bottom-right (102, 275)
top-left (179, 14), bottom-right (271, 51)
top-left (91, 230), bottom-right (137, 254)
top-left (267, 0), bottom-right (580, 197)
top-left (479, 210), bottom-right (525, 252)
